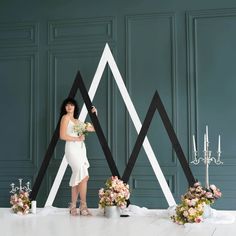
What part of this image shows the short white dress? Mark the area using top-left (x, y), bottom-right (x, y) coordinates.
top-left (65, 120), bottom-right (90, 187)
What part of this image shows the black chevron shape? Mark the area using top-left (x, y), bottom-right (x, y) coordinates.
top-left (122, 91), bottom-right (196, 186)
top-left (30, 71), bottom-right (121, 200)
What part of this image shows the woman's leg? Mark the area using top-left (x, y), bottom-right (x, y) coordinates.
top-left (79, 176), bottom-right (89, 202)
top-left (69, 184), bottom-right (80, 215)
top-left (71, 184), bottom-right (80, 203)
top-left (76, 184), bottom-right (80, 200)
top-left (78, 176), bottom-right (91, 215)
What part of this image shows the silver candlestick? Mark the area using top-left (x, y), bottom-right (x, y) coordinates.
top-left (10, 178), bottom-right (31, 194)
top-left (191, 125), bottom-right (223, 189)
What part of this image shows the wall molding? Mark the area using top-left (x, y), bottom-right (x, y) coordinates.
top-left (48, 17), bottom-right (116, 45)
top-left (0, 52), bottom-right (38, 169)
top-left (132, 173), bottom-right (176, 196)
top-left (0, 22), bottom-right (38, 48)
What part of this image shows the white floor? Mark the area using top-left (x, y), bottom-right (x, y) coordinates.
top-left (1, 207), bottom-right (236, 236)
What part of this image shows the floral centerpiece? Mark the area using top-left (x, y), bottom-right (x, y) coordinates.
top-left (10, 179), bottom-right (32, 215)
top-left (10, 191), bottom-right (31, 215)
top-left (98, 176), bottom-right (130, 209)
top-left (171, 182), bottom-right (222, 224)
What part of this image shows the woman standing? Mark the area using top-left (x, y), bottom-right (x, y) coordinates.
top-left (59, 98), bottom-right (97, 216)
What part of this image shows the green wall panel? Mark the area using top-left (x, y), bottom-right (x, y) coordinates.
top-left (1, 0), bottom-right (236, 210)
top-left (125, 13), bottom-right (178, 208)
top-left (187, 9), bottom-right (236, 209)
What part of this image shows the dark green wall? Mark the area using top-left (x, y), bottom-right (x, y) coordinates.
top-left (1, 0), bottom-right (236, 209)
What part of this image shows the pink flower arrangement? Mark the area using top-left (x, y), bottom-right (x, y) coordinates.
top-left (171, 182), bottom-right (222, 225)
top-left (98, 176), bottom-right (130, 209)
top-left (10, 191), bottom-right (31, 215)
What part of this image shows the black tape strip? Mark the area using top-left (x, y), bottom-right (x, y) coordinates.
top-left (75, 71), bottom-right (121, 178)
top-left (154, 91), bottom-right (195, 186)
top-left (30, 78), bottom-right (80, 200)
top-left (122, 91), bottom-right (195, 186)
top-left (122, 93), bottom-right (157, 183)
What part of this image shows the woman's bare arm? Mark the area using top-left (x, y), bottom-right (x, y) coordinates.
top-left (60, 115), bottom-right (84, 142)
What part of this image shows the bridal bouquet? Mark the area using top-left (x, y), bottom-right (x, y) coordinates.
top-left (98, 176), bottom-right (130, 209)
top-left (73, 122), bottom-right (94, 147)
top-left (73, 122), bottom-right (93, 136)
top-left (171, 182), bottom-right (222, 224)
top-left (10, 190), bottom-right (31, 215)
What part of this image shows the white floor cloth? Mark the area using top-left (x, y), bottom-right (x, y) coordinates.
top-left (121, 204), bottom-right (235, 225)
top-left (3, 205), bottom-right (235, 225)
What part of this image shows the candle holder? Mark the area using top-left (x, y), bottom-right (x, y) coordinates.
top-left (10, 178), bottom-right (31, 194)
top-left (191, 126), bottom-right (223, 189)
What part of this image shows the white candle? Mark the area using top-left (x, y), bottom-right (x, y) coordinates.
top-left (206, 125), bottom-right (209, 143)
top-left (204, 134), bottom-right (206, 151)
top-left (31, 200), bottom-right (37, 214)
top-left (192, 135), bottom-right (196, 152)
top-left (218, 135), bottom-right (221, 152)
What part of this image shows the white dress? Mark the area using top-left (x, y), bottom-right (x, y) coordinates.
top-left (65, 120), bottom-right (90, 187)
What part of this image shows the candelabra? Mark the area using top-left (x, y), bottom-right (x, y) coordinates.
top-left (191, 126), bottom-right (223, 189)
top-left (10, 178), bottom-right (31, 194)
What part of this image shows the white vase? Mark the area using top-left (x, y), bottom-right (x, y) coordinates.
top-left (104, 206), bottom-right (120, 218)
top-left (203, 204), bottom-right (213, 219)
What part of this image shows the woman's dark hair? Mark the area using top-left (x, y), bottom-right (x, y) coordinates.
top-left (60, 97), bottom-right (79, 119)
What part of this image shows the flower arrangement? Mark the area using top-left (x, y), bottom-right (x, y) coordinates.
top-left (73, 122), bottom-right (94, 147)
top-left (73, 122), bottom-right (93, 136)
top-left (171, 182), bottom-right (222, 224)
top-left (98, 176), bottom-right (130, 209)
top-left (10, 190), bottom-right (31, 215)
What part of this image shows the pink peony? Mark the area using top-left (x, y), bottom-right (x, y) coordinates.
top-left (193, 182), bottom-right (201, 188)
top-left (205, 192), bottom-right (213, 199)
top-left (210, 184), bottom-right (217, 191)
top-left (195, 217), bottom-right (202, 223)
top-left (189, 198), bottom-right (198, 206)
top-left (213, 191), bottom-right (222, 199)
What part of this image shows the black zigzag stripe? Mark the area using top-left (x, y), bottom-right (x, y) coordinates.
top-left (122, 91), bottom-right (196, 186)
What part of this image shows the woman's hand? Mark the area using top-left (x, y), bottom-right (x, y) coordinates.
top-left (85, 106), bottom-right (97, 132)
top-left (91, 106), bottom-right (97, 116)
top-left (86, 123), bottom-right (95, 132)
top-left (77, 135), bottom-right (85, 141)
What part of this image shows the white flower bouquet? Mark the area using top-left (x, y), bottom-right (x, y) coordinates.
top-left (73, 122), bottom-right (93, 136)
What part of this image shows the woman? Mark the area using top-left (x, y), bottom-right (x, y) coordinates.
top-left (59, 97), bottom-right (97, 216)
